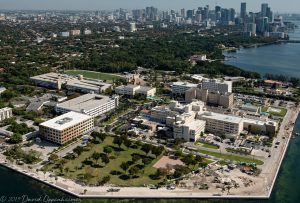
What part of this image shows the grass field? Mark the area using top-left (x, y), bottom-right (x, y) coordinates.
top-left (44, 136), bottom-right (163, 186)
top-left (196, 141), bottom-right (219, 149)
top-left (261, 106), bottom-right (287, 117)
top-left (199, 149), bottom-right (264, 165)
top-left (65, 70), bottom-right (121, 81)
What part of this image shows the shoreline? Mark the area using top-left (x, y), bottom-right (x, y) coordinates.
top-left (0, 106), bottom-right (298, 199)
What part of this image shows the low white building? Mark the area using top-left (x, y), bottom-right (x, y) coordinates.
top-left (171, 82), bottom-right (198, 95)
top-left (56, 94), bottom-right (119, 117)
top-left (115, 85), bottom-right (156, 97)
top-left (0, 87), bottom-right (6, 94)
top-left (0, 107), bottom-right (13, 121)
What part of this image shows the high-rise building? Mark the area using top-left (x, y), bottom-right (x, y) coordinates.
top-left (180, 8), bottom-right (185, 18)
top-left (129, 22), bottom-right (136, 32)
top-left (240, 2), bottom-right (247, 20)
top-left (261, 3), bottom-right (268, 17)
top-left (186, 10), bottom-right (194, 19)
top-left (266, 7), bottom-right (273, 22)
top-left (215, 6), bottom-right (221, 13)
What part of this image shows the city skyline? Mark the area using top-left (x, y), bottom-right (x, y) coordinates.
top-left (0, 0), bottom-right (299, 13)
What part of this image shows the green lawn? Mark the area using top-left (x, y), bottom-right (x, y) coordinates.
top-left (261, 106), bottom-right (287, 117)
top-left (199, 149), bottom-right (264, 165)
top-left (65, 70), bottom-right (121, 82)
top-left (196, 141), bottom-right (219, 149)
top-left (261, 106), bottom-right (269, 112)
top-left (44, 137), bottom-right (163, 186)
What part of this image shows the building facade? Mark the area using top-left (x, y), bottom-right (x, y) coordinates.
top-left (171, 82), bottom-right (198, 95)
top-left (0, 107), bottom-right (13, 121)
top-left (115, 85), bottom-right (156, 97)
top-left (56, 94), bottom-right (119, 117)
top-left (39, 112), bottom-right (94, 145)
top-left (199, 112), bottom-right (244, 136)
top-left (202, 79), bottom-right (232, 93)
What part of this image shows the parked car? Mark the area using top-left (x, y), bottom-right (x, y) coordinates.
top-left (107, 188), bottom-right (120, 192)
top-left (166, 185), bottom-right (176, 190)
top-left (149, 185), bottom-right (159, 189)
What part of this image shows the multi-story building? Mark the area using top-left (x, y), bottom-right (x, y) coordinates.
top-left (202, 79), bottom-right (232, 93)
top-left (115, 85), bottom-right (156, 97)
top-left (56, 94), bottom-right (119, 117)
top-left (185, 88), bottom-right (234, 108)
top-left (171, 82), bottom-right (198, 95)
top-left (150, 100), bottom-right (204, 124)
top-left (0, 107), bottom-right (13, 121)
top-left (60, 32), bottom-right (70, 37)
top-left (66, 78), bottom-right (111, 94)
top-left (84, 29), bottom-right (92, 35)
top-left (198, 112), bottom-right (244, 136)
top-left (243, 119), bottom-right (278, 136)
top-left (30, 73), bottom-right (112, 93)
top-left (70, 29), bottom-right (81, 36)
top-left (39, 112), bottom-right (94, 145)
top-left (173, 118), bottom-right (206, 142)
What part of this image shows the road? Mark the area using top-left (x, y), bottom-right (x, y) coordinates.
top-left (260, 104), bottom-right (299, 192)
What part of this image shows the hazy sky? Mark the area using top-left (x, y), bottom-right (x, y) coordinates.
top-left (0, 0), bottom-right (298, 13)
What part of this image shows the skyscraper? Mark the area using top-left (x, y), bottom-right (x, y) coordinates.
top-left (240, 2), bottom-right (247, 20)
top-left (261, 3), bottom-right (268, 17)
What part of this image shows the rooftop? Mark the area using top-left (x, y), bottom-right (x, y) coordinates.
top-left (56, 93), bottom-right (116, 112)
top-left (200, 112), bottom-right (243, 124)
top-left (40, 111), bottom-right (92, 131)
top-left (172, 82), bottom-right (198, 88)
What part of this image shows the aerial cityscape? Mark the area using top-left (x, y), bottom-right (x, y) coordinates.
top-left (0, 0), bottom-right (299, 202)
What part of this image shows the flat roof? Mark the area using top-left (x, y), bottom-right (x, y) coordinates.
top-left (243, 118), bottom-right (266, 126)
top-left (66, 79), bottom-right (111, 90)
top-left (31, 72), bottom-right (111, 90)
top-left (56, 94), bottom-right (115, 112)
top-left (138, 86), bottom-right (155, 91)
top-left (185, 119), bottom-right (206, 130)
top-left (172, 82), bottom-right (198, 87)
top-left (201, 112), bottom-right (243, 124)
top-left (40, 111), bottom-right (92, 131)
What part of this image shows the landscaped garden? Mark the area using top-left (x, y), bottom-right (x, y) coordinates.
top-left (198, 149), bottom-right (264, 165)
top-left (43, 133), bottom-right (212, 187)
top-left (44, 134), bottom-right (166, 186)
top-left (65, 70), bottom-right (121, 82)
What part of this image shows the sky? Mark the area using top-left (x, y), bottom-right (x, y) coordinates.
top-left (0, 0), bottom-right (298, 13)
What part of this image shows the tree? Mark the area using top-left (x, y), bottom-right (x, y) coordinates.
top-left (99, 175), bottom-right (111, 185)
top-left (113, 136), bottom-right (123, 149)
top-left (173, 166), bottom-right (190, 179)
top-left (152, 146), bottom-right (164, 158)
top-left (9, 133), bottom-right (23, 144)
top-left (132, 154), bottom-right (141, 162)
top-left (123, 139), bottom-right (132, 149)
top-left (92, 152), bottom-right (101, 164)
top-left (141, 144), bottom-right (152, 155)
top-left (195, 155), bottom-right (203, 163)
top-left (120, 162), bottom-right (129, 173)
top-left (48, 154), bottom-right (59, 163)
top-left (73, 146), bottom-right (84, 155)
top-left (129, 166), bottom-right (139, 177)
top-left (142, 157), bottom-right (152, 166)
top-left (155, 168), bottom-right (168, 179)
top-left (182, 154), bottom-right (194, 166)
top-left (101, 154), bottom-right (110, 165)
top-left (103, 146), bottom-right (113, 155)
